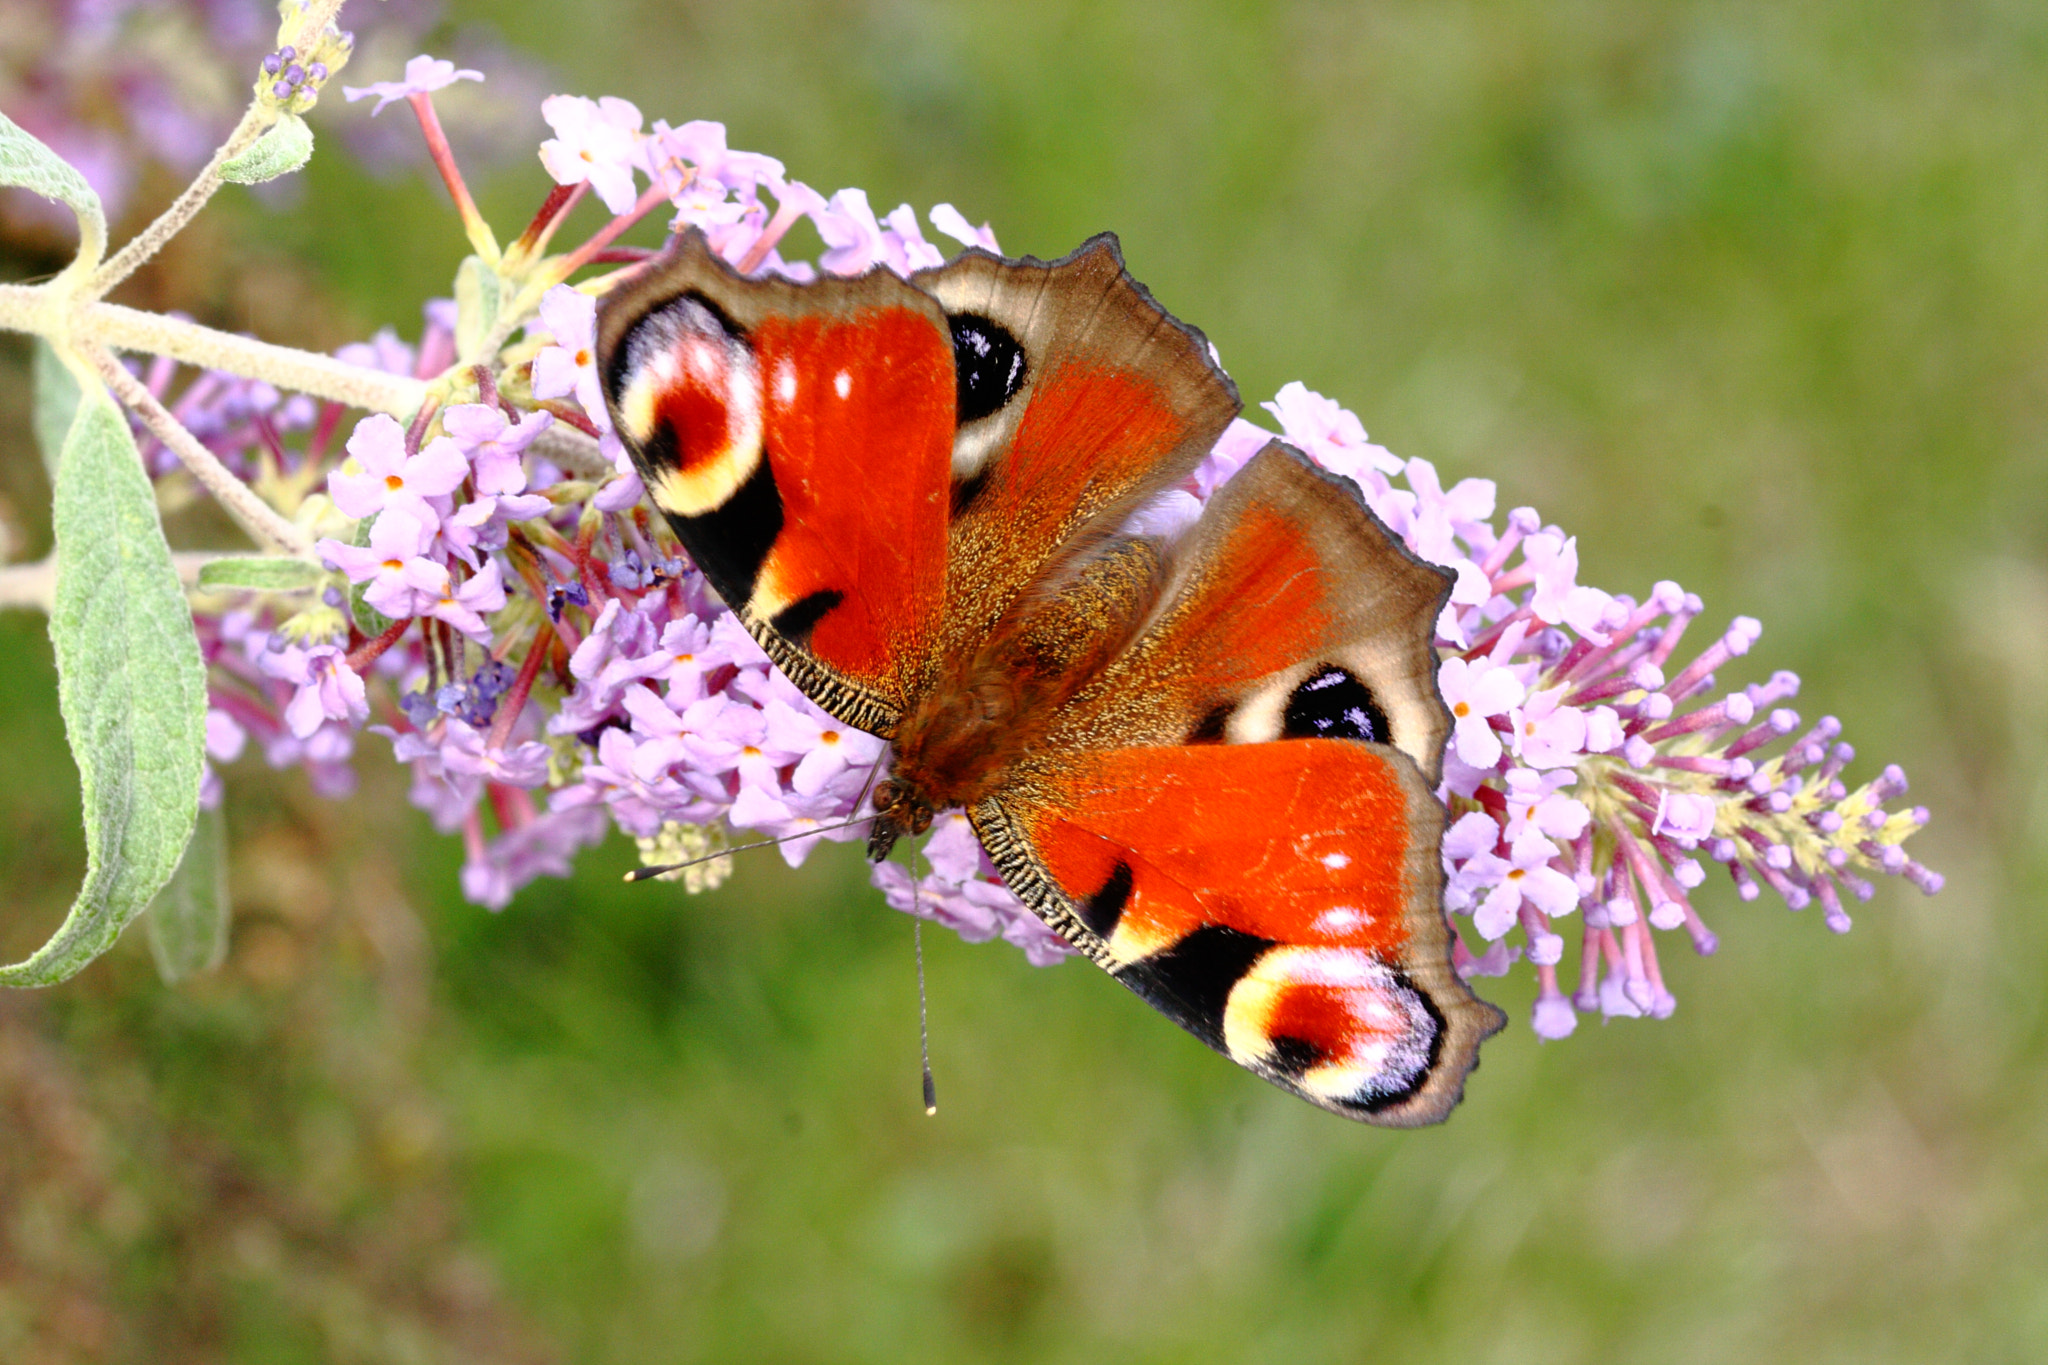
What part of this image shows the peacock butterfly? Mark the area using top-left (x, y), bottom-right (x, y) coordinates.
top-left (594, 230), bottom-right (1505, 1126)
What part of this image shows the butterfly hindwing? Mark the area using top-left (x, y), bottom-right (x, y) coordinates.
top-left (977, 742), bottom-right (1489, 1125)
top-left (977, 443), bottom-right (1502, 1125)
top-left (598, 232), bottom-right (957, 732)
top-left (1059, 441), bottom-right (1455, 782)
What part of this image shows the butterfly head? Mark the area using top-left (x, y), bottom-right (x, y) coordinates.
top-left (866, 778), bottom-right (934, 862)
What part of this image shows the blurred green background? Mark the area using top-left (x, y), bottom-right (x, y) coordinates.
top-left (1, 0), bottom-right (2043, 1360)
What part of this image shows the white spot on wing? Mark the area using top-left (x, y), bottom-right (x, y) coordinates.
top-left (684, 334), bottom-right (723, 384)
top-left (1321, 852), bottom-right (1351, 870)
top-left (775, 359), bottom-right (797, 406)
top-left (1312, 907), bottom-right (1362, 934)
top-left (833, 370), bottom-right (851, 399)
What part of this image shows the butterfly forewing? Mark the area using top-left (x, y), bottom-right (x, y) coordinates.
top-left (598, 233), bottom-right (957, 731)
top-left (913, 237), bottom-right (1241, 653)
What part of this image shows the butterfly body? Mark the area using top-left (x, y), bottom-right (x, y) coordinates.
top-left (874, 531), bottom-right (1166, 858)
top-left (597, 231), bottom-right (1505, 1125)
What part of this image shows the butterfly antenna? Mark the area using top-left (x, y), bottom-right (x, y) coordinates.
top-left (851, 748), bottom-right (889, 818)
top-left (913, 856), bottom-right (937, 1116)
top-left (622, 814), bottom-right (875, 882)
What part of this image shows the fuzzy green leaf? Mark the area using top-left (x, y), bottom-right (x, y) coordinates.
top-left (145, 801), bottom-right (230, 983)
top-left (0, 395), bottom-right (208, 987)
top-left (0, 110), bottom-right (106, 262)
top-left (31, 338), bottom-right (81, 484)
top-left (197, 556), bottom-right (325, 591)
top-left (218, 113), bottom-right (314, 185)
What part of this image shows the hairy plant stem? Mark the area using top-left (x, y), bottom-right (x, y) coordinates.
top-left (0, 551), bottom-right (219, 613)
top-left (85, 104), bottom-right (271, 298)
top-left (529, 423), bottom-right (608, 478)
top-left (89, 345), bottom-right (315, 557)
top-left (0, 285), bottom-right (429, 415)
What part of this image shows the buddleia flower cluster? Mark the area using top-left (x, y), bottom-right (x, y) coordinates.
top-left (7, 41), bottom-right (1939, 1030)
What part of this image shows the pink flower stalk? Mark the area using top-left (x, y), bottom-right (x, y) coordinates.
top-left (152, 76), bottom-right (1937, 1038)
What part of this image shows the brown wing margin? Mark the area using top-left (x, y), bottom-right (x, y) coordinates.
top-left (913, 236), bottom-right (1241, 657)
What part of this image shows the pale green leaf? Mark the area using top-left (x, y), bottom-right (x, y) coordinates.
top-left (145, 801), bottom-right (230, 983)
top-left (197, 556), bottom-right (325, 591)
top-left (0, 110), bottom-right (106, 263)
top-left (455, 255), bottom-right (504, 362)
top-left (218, 113), bottom-right (314, 185)
top-left (31, 338), bottom-right (80, 484)
top-left (0, 396), bottom-right (208, 987)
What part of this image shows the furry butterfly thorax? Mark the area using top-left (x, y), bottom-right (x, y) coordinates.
top-left (595, 229), bottom-right (1505, 1126)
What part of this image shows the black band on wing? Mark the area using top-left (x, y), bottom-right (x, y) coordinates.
top-left (1283, 665), bottom-right (1392, 746)
top-left (1186, 703), bottom-right (1232, 744)
top-left (1079, 860), bottom-right (1133, 938)
top-left (669, 452), bottom-right (782, 610)
top-left (770, 589), bottom-right (844, 645)
top-left (1125, 924), bottom-right (1274, 1049)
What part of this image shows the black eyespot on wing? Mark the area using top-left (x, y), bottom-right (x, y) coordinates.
top-left (667, 451), bottom-right (782, 610)
top-left (1283, 666), bottom-right (1392, 745)
top-left (1187, 704), bottom-right (1232, 744)
top-left (1128, 925), bottom-right (1274, 1047)
top-left (633, 399), bottom-right (682, 478)
top-left (770, 589), bottom-right (843, 644)
top-left (1079, 860), bottom-right (1133, 938)
top-left (1352, 969), bottom-right (1447, 1116)
top-left (948, 313), bottom-right (1027, 424)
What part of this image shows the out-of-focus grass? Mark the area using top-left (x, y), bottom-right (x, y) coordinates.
top-left (1, 0), bottom-right (2044, 1360)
